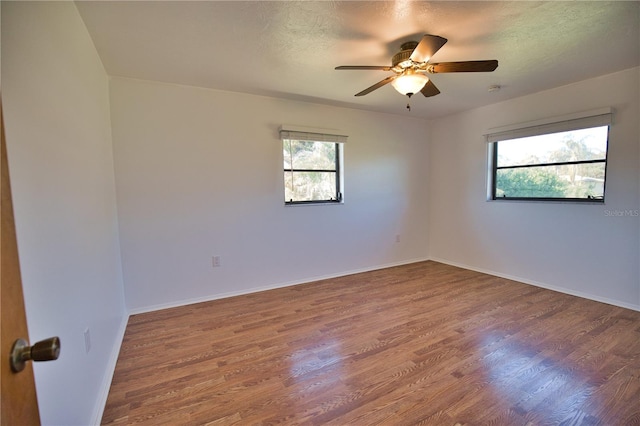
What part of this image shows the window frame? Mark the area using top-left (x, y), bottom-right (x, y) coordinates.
top-left (283, 140), bottom-right (342, 205)
top-left (486, 110), bottom-right (612, 203)
top-left (280, 127), bottom-right (347, 206)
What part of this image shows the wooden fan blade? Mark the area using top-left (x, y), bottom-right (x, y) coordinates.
top-left (355, 75), bottom-right (396, 96)
top-left (429, 60), bottom-right (499, 73)
top-left (421, 80), bottom-right (440, 97)
top-left (409, 34), bottom-right (448, 63)
top-left (336, 65), bottom-right (392, 71)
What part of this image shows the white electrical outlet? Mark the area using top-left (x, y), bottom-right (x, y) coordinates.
top-left (212, 256), bottom-right (221, 267)
top-left (396, 234), bottom-right (401, 243)
top-left (84, 328), bottom-right (91, 353)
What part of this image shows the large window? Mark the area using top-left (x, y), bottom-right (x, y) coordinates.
top-left (487, 110), bottom-right (611, 202)
top-left (280, 128), bottom-right (346, 204)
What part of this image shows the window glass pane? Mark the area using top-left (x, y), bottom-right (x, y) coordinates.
top-left (495, 163), bottom-right (606, 199)
top-left (497, 126), bottom-right (608, 167)
top-left (285, 140), bottom-right (336, 170)
top-left (283, 139), bottom-right (292, 169)
top-left (284, 171), bottom-right (336, 202)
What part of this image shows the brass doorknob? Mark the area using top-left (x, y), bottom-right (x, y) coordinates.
top-left (10, 337), bottom-right (61, 373)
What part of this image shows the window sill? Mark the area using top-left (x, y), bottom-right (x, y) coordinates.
top-left (487, 197), bottom-right (605, 205)
top-left (284, 200), bottom-right (344, 207)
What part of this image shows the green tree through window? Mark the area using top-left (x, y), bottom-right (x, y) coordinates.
top-left (495, 168), bottom-right (567, 198)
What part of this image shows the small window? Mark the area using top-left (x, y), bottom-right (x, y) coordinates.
top-left (487, 112), bottom-right (611, 202)
top-left (280, 128), bottom-right (346, 204)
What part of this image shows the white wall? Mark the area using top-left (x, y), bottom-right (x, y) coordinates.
top-left (109, 77), bottom-right (430, 312)
top-left (428, 67), bottom-right (640, 310)
top-left (2, 2), bottom-right (127, 425)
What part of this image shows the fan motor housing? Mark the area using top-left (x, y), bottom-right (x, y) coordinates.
top-left (392, 41), bottom-right (419, 67)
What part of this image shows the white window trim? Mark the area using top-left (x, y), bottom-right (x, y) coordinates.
top-left (484, 107), bottom-right (612, 143)
top-left (279, 125), bottom-right (348, 144)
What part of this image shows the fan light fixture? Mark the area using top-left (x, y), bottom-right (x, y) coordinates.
top-left (391, 71), bottom-right (429, 96)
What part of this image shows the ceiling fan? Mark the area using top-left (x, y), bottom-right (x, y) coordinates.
top-left (335, 34), bottom-right (498, 107)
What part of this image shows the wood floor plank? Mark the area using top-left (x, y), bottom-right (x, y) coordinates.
top-left (102, 261), bottom-right (640, 425)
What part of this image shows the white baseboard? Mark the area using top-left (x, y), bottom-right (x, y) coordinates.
top-left (429, 256), bottom-right (640, 312)
top-left (128, 257), bottom-right (430, 315)
top-left (91, 313), bottom-right (130, 426)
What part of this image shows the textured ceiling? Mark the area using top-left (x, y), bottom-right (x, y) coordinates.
top-left (75, 1), bottom-right (640, 119)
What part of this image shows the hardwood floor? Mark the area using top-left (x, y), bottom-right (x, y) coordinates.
top-left (102, 261), bottom-right (640, 425)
